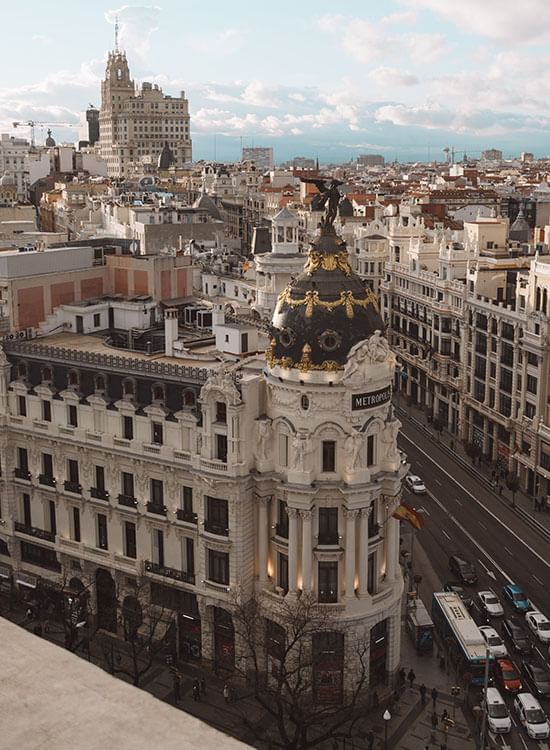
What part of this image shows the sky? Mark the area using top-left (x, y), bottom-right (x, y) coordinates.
top-left (3, 0), bottom-right (550, 163)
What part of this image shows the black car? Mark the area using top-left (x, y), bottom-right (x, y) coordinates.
top-left (443, 582), bottom-right (473, 610)
top-left (521, 661), bottom-right (550, 697)
top-left (449, 555), bottom-right (478, 585)
top-left (502, 618), bottom-right (532, 655)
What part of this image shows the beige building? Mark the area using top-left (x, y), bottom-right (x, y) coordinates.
top-left (99, 51), bottom-right (192, 178)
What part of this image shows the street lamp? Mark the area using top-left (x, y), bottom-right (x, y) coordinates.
top-left (383, 709), bottom-right (391, 750)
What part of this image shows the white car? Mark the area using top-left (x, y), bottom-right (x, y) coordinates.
top-left (478, 590), bottom-right (505, 618)
top-left (485, 687), bottom-right (511, 734)
top-left (526, 611), bottom-right (550, 644)
top-left (405, 475), bottom-right (426, 494)
top-left (479, 626), bottom-right (508, 658)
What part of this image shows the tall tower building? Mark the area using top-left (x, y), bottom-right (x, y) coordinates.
top-left (99, 45), bottom-right (192, 177)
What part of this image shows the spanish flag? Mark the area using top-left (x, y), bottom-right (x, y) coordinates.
top-left (392, 503), bottom-right (424, 530)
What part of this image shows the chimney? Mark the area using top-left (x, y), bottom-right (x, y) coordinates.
top-left (164, 307), bottom-right (178, 356)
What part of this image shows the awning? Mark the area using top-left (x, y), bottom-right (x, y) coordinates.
top-left (0, 565), bottom-right (11, 579)
top-left (15, 572), bottom-right (37, 589)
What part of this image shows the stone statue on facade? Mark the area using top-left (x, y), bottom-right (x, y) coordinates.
top-left (300, 177), bottom-right (343, 227)
top-left (343, 330), bottom-right (390, 382)
top-left (345, 430), bottom-right (363, 470)
top-left (256, 419), bottom-right (272, 461)
top-left (292, 433), bottom-right (313, 471)
top-left (380, 418), bottom-right (401, 461)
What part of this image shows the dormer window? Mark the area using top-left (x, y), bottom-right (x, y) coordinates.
top-left (123, 379), bottom-right (135, 400)
top-left (17, 361), bottom-right (27, 380)
top-left (67, 370), bottom-right (79, 389)
top-left (42, 366), bottom-right (52, 385)
top-left (94, 374), bottom-right (106, 395)
top-left (152, 384), bottom-right (165, 404)
top-left (215, 401), bottom-right (227, 424)
top-left (183, 389), bottom-right (196, 407)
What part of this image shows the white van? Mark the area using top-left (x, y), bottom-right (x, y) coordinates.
top-left (485, 687), bottom-right (511, 734)
top-left (514, 692), bottom-right (550, 739)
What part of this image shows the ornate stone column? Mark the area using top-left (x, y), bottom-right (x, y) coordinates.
top-left (344, 508), bottom-right (359, 598)
top-left (287, 507), bottom-right (300, 593)
top-left (300, 510), bottom-right (312, 592)
top-left (258, 496), bottom-right (270, 586)
top-left (358, 507), bottom-right (370, 598)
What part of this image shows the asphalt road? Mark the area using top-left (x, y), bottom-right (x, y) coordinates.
top-left (398, 418), bottom-right (550, 750)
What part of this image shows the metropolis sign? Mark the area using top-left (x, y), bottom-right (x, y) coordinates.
top-left (351, 385), bottom-right (392, 411)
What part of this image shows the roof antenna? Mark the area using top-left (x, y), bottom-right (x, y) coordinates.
top-left (114, 15), bottom-right (119, 53)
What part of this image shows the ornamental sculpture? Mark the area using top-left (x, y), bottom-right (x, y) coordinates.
top-left (301, 177), bottom-right (343, 228)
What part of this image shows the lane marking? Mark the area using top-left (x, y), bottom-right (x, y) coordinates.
top-left (504, 546), bottom-right (512, 555)
top-left (442, 529), bottom-right (451, 540)
top-left (426, 488), bottom-right (513, 583)
top-left (479, 522), bottom-right (488, 531)
top-left (478, 558), bottom-right (497, 581)
top-left (533, 575), bottom-right (544, 586)
top-left (401, 432), bottom-right (550, 572)
top-left (434, 479), bottom-right (442, 487)
top-left (454, 497), bottom-right (463, 506)
top-left (536, 647), bottom-right (545, 660)
top-left (420, 506), bottom-right (431, 517)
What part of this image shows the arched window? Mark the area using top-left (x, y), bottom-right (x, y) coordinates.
top-left (17, 361), bottom-right (27, 380)
top-left (183, 389), bottom-right (196, 407)
top-left (42, 366), bottom-right (52, 384)
top-left (543, 288), bottom-right (548, 315)
top-left (95, 374), bottom-right (106, 394)
top-left (152, 383), bottom-right (164, 403)
top-left (68, 370), bottom-right (79, 388)
top-left (123, 379), bottom-right (135, 399)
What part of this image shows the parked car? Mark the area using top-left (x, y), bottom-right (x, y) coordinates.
top-left (479, 626), bottom-right (508, 658)
top-left (449, 555), bottom-right (478, 585)
top-left (522, 662), bottom-right (550, 698)
top-left (443, 582), bottom-right (473, 610)
top-left (478, 590), bottom-right (505, 618)
top-left (485, 687), bottom-right (511, 734)
top-left (405, 474), bottom-right (426, 494)
top-left (502, 584), bottom-right (531, 613)
top-left (502, 618), bottom-right (532, 655)
top-left (526, 611), bottom-right (550, 644)
top-left (514, 693), bottom-right (550, 740)
top-left (495, 658), bottom-right (522, 693)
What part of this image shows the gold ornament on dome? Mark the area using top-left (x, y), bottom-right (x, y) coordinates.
top-left (275, 286), bottom-right (380, 319)
top-left (304, 250), bottom-right (352, 276)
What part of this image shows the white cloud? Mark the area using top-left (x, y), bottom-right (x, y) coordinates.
top-left (241, 81), bottom-right (280, 108)
top-left (105, 5), bottom-right (161, 57)
top-left (406, 33), bottom-right (447, 64)
top-left (368, 67), bottom-right (419, 87)
top-left (190, 27), bottom-right (246, 56)
top-left (401, 0), bottom-right (550, 43)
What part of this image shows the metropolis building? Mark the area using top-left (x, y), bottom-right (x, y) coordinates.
top-left (0, 209), bottom-right (405, 696)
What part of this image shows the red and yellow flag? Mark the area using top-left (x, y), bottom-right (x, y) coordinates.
top-left (392, 503), bottom-right (424, 530)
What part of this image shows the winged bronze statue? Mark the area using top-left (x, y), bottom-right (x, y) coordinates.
top-left (301, 176), bottom-right (343, 227)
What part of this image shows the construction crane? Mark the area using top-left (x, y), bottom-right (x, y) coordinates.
top-left (12, 120), bottom-right (77, 148)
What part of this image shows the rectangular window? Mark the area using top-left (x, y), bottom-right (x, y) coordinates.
top-left (278, 553), bottom-right (288, 593)
top-left (49, 500), bottom-right (56, 535)
top-left (125, 521), bottom-right (137, 559)
top-left (42, 453), bottom-right (53, 477)
top-left (318, 507), bottom-right (339, 545)
top-left (22, 493), bottom-right (31, 526)
top-left (73, 507), bottom-right (81, 542)
top-left (322, 441), bottom-right (336, 472)
top-left (525, 402), bottom-right (536, 419)
top-left (366, 435), bottom-right (375, 467)
top-left (205, 496), bottom-right (229, 536)
top-left (276, 499), bottom-right (289, 538)
top-left (186, 537), bottom-right (195, 575)
top-left (18, 395), bottom-right (26, 417)
top-left (123, 416), bottom-right (134, 440)
top-left (154, 529), bottom-right (164, 567)
top-left (208, 549), bottom-right (229, 585)
top-left (527, 375), bottom-right (538, 395)
top-left (122, 472), bottom-right (134, 497)
top-left (67, 459), bottom-right (79, 484)
top-left (97, 514), bottom-right (108, 550)
top-left (93, 313), bottom-right (101, 327)
top-left (68, 404), bottom-right (78, 427)
top-left (151, 422), bottom-right (163, 445)
top-left (318, 561), bottom-right (338, 603)
top-left (95, 466), bottom-right (105, 491)
top-left (150, 478), bottom-right (164, 506)
top-left (18, 447), bottom-right (28, 473)
top-left (42, 400), bottom-right (52, 422)
top-left (183, 486), bottom-right (193, 514)
top-left (279, 434), bottom-right (289, 467)
top-left (216, 434), bottom-right (228, 462)
top-left (215, 401), bottom-right (227, 423)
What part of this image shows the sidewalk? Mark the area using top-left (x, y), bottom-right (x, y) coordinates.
top-left (396, 400), bottom-right (550, 541)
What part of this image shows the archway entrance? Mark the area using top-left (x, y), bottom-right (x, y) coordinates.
top-left (122, 595), bottom-right (143, 641)
top-left (95, 568), bottom-right (117, 632)
top-left (213, 607), bottom-right (234, 672)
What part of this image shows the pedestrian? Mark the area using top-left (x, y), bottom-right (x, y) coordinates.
top-left (407, 668), bottom-right (416, 688)
top-left (398, 666), bottom-right (406, 688)
top-left (431, 687), bottom-right (438, 709)
top-left (419, 683), bottom-right (427, 705)
top-left (431, 711), bottom-right (438, 730)
top-left (200, 677), bottom-right (206, 695)
top-left (366, 730), bottom-right (374, 750)
top-left (173, 672), bottom-right (181, 704)
top-left (223, 682), bottom-right (230, 704)
top-left (441, 709), bottom-right (449, 724)
top-left (192, 683), bottom-right (200, 702)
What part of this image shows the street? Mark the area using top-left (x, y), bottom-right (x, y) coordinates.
top-left (399, 417), bottom-right (550, 750)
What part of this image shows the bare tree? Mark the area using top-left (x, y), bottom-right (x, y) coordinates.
top-left (99, 577), bottom-right (172, 687)
top-left (231, 592), bottom-right (370, 750)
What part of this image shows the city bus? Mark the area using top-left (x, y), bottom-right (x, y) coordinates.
top-left (432, 591), bottom-right (494, 686)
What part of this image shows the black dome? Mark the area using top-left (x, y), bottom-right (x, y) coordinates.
top-left (267, 223), bottom-right (384, 371)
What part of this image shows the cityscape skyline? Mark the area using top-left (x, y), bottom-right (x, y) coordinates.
top-left (3, 0), bottom-right (550, 162)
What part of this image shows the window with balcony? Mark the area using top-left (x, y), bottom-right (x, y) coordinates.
top-left (318, 507), bottom-right (339, 545)
top-left (216, 433), bottom-right (228, 462)
top-left (40, 453), bottom-right (54, 486)
top-left (48, 500), bottom-right (56, 536)
top-left (318, 561), bottom-right (338, 603)
top-left (42, 400), bottom-right (51, 422)
top-left (148, 478), bottom-right (165, 514)
top-left (205, 496), bottom-right (229, 536)
top-left (153, 529), bottom-right (164, 567)
top-left (276, 499), bottom-right (288, 538)
top-left (97, 513), bottom-right (108, 550)
top-left (215, 401), bottom-right (227, 423)
top-left (125, 521), bottom-right (137, 559)
top-left (68, 404), bottom-right (78, 427)
top-left (18, 395), bottom-right (27, 417)
top-left (151, 422), bottom-right (163, 445)
top-left (123, 416), bottom-right (134, 440)
top-left (525, 401), bottom-right (536, 419)
top-left (208, 549), bottom-right (229, 585)
top-left (16, 447), bottom-right (29, 479)
top-left (72, 507), bottom-right (81, 542)
top-left (278, 553), bottom-right (288, 593)
top-left (322, 440), bottom-right (336, 473)
top-left (121, 472), bottom-right (134, 498)
top-left (185, 537), bottom-right (195, 576)
top-left (177, 486), bottom-right (196, 523)
top-left (22, 493), bottom-right (31, 526)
